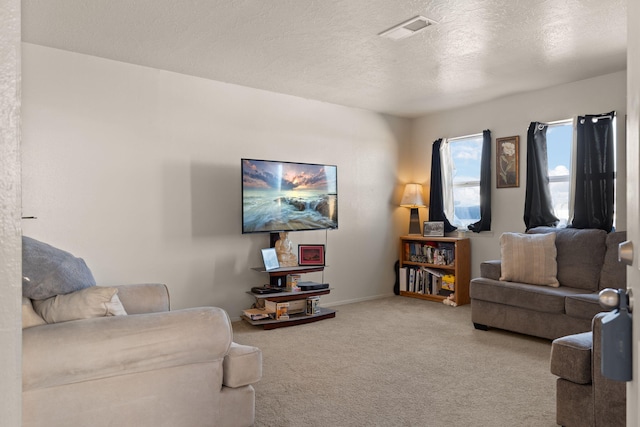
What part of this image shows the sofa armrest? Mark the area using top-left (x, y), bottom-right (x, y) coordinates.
top-left (480, 260), bottom-right (501, 280)
top-left (23, 307), bottom-right (232, 391)
top-left (592, 312), bottom-right (626, 426)
top-left (223, 342), bottom-right (262, 388)
top-left (114, 283), bottom-right (170, 314)
top-left (550, 331), bottom-right (592, 384)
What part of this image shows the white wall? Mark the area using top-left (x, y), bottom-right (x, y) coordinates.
top-left (21, 42), bottom-right (627, 321)
top-left (21, 44), bottom-right (411, 318)
top-left (0, 0), bottom-right (22, 423)
top-left (409, 71), bottom-right (628, 279)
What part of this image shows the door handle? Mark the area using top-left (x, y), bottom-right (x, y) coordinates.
top-left (600, 288), bottom-right (634, 313)
top-left (618, 240), bottom-right (633, 266)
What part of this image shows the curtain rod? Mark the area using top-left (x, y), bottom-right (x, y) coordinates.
top-left (540, 114), bottom-right (614, 127)
top-left (582, 113), bottom-right (614, 121)
top-left (446, 132), bottom-right (483, 142)
top-left (547, 118), bottom-right (572, 125)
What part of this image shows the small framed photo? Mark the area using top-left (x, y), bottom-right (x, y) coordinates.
top-left (423, 221), bottom-right (445, 237)
top-left (298, 244), bottom-right (325, 266)
top-left (496, 136), bottom-right (520, 188)
top-left (261, 248), bottom-right (280, 271)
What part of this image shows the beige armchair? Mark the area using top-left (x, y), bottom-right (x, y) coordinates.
top-left (22, 283), bottom-right (262, 427)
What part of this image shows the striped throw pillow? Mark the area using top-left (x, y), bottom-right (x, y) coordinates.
top-left (500, 232), bottom-right (559, 287)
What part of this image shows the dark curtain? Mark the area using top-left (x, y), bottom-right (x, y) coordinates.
top-left (468, 129), bottom-right (492, 232)
top-left (524, 122), bottom-right (559, 230)
top-left (428, 139), bottom-right (457, 233)
top-left (572, 111), bottom-right (615, 231)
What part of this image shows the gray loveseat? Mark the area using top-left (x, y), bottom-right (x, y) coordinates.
top-left (470, 227), bottom-right (626, 340)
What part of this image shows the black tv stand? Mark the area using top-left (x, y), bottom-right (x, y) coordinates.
top-left (252, 265), bottom-right (325, 287)
top-left (245, 266), bottom-right (336, 329)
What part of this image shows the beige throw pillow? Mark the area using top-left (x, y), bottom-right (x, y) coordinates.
top-left (500, 232), bottom-right (559, 287)
top-left (22, 297), bottom-right (47, 328)
top-left (33, 286), bottom-right (128, 324)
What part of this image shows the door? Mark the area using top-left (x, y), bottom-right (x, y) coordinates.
top-left (627, 1), bottom-right (640, 424)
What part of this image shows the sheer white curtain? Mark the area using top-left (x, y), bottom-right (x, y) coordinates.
top-left (568, 116), bottom-right (578, 226)
top-left (440, 138), bottom-right (456, 224)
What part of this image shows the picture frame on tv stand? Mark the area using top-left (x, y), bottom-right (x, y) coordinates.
top-left (261, 248), bottom-right (280, 271)
top-left (298, 244), bottom-right (325, 266)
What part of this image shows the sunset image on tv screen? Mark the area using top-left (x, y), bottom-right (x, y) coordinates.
top-left (242, 159), bottom-right (338, 233)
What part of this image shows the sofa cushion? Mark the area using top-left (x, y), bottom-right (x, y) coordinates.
top-left (599, 231), bottom-right (627, 290)
top-left (22, 297), bottom-right (46, 329)
top-left (499, 232), bottom-right (559, 287)
top-left (22, 236), bottom-right (96, 300)
top-left (565, 293), bottom-right (603, 320)
top-left (469, 277), bottom-right (586, 314)
top-left (32, 286), bottom-right (127, 324)
top-left (551, 331), bottom-right (592, 384)
top-left (528, 227), bottom-right (607, 290)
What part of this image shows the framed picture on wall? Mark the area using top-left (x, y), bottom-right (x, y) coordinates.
top-left (496, 135), bottom-right (520, 188)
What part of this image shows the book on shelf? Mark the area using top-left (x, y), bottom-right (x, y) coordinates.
top-left (431, 273), bottom-right (442, 295)
top-left (424, 267), bottom-right (445, 277)
top-left (404, 241), bottom-right (456, 266)
top-left (402, 266), bottom-right (422, 294)
top-left (265, 300), bottom-right (290, 320)
top-left (401, 265), bottom-right (453, 296)
top-left (399, 267), bottom-right (408, 292)
top-left (243, 308), bottom-right (273, 321)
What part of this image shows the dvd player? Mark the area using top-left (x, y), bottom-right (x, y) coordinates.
top-left (298, 282), bottom-right (329, 291)
top-left (251, 286), bottom-right (283, 294)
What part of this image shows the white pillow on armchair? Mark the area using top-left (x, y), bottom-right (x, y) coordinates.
top-left (32, 286), bottom-right (127, 324)
top-left (22, 297), bottom-right (46, 329)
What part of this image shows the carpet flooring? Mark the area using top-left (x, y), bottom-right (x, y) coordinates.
top-left (232, 296), bottom-right (558, 427)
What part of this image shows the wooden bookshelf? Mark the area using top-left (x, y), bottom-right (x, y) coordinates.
top-left (398, 236), bottom-right (470, 306)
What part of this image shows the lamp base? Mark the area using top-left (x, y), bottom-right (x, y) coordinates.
top-left (408, 208), bottom-right (421, 235)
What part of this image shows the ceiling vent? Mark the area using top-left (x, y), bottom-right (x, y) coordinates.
top-left (379, 16), bottom-right (436, 40)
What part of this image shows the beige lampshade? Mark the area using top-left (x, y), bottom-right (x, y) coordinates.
top-left (400, 183), bottom-right (426, 208)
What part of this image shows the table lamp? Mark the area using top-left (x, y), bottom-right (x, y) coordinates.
top-left (400, 183), bottom-right (426, 235)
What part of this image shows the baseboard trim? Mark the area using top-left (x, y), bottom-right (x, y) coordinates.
top-left (321, 293), bottom-right (395, 308)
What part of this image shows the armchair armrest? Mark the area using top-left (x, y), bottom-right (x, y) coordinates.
top-left (223, 342), bottom-right (262, 388)
top-left (23, 307), bottom-right (232, 391)
top-left (114, 283), bottom-right (170, 314)
top-left (480, 260), bottom-right (501, 280)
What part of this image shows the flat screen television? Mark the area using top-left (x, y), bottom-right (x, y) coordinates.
top-left (242, 158), bottom-right (338, 233)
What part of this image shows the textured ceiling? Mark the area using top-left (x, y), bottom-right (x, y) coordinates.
top-left (21, 0), bottom-right (627, 118)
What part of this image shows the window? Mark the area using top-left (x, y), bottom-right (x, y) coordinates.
top-left (448, 134), bottom-right (483, 228)
top-left (545, 118), bottom-right (616, 228)
top-left (546, 121), bottom-right (573, 226)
